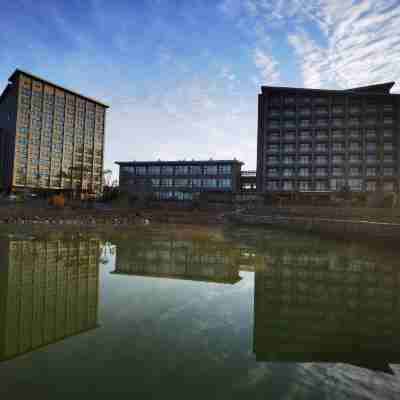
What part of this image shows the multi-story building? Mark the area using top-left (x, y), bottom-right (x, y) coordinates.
top-left (257, 82), bottom-right (400, 195)
top-left (116, 159), bottom-right (243, 202)
top-left (0, 69), bottom-right (108, 197)
top-left (0, 237), bottom-right (101, 362)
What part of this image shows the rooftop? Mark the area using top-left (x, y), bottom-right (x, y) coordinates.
top-left (261, 82), bottom-right (398, 96)
top-left (115, 159), bottom-right (244, 166)
top-left (1, 68), bottom-right (109, 108)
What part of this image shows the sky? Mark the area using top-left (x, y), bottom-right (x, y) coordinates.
top-left (1, 0), bottom-right (400, 178)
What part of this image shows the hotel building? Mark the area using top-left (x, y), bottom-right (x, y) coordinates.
top-left (0, 69), bottom-right (108, 196)
top-left (116, 159), bottom-right (243, 201)
top-left (257, 83), bottom-right (400, 195)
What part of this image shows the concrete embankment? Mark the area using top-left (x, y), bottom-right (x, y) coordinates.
top-left (229, 211), bottom-right (400, 241)
top-left (0, 207), bottom-right (224, 226)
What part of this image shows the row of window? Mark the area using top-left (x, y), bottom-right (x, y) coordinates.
top-left (153, 191), bottom-right (195, 201)
top-left (267, 117), bottom-right (394, 129)
top-left (269, 104), bottom-right (395, 114)
top-left (269, 96), bottom-right (395, 108)
top-left (266, 144), bottom-right (394, 153)
top-left (266, 167), bottom-right (395, 177)
top-left (122, 164), bottom-right (233, 176)
top-left (266, 180), bottom-right (395, 192)
top-left (126, 178), bottom-right (232, 188)
top-left (267, 130), bottom-right (394, 141)
top-left (266, 155), bottom-right (395, 164)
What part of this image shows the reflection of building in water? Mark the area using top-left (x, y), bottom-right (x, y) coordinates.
top-left (0, 238), bottom-right (101, 362)
top-left (254, 244), bottom-right (400, 373)
top-left (112, 237), bottom-right (242, 284)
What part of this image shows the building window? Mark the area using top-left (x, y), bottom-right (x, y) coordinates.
top-left (175, 166), bottom-right (189, 175)
top-left (191, 179), bottom-right (202, 187)
top-left (384, 182), bottom-right (395, 192)
top-left (283, 168), bottom-right (294, 177)
top-left (315, 143), bottom-right (327, 152)
top-left (383, 168), bottom-right (394, 176)
top-left (203, 178), bottom-right (217, 187)
top-left (282, 181), bottom-right (294, 191)
top-left (349, 167), bottom-right (361, 176)
top-left (316, 181), bottom-right (328, 191)
top-left (283, 156), bottom-right (295, 165)
top-left (219, 165), bottom-right (232, 174)
top-left (267, 168), bottom-right (279, 177)
top-left (299, 168), bottom-right (309, 177)
top-left (283, 144), bottom-right (296, 153)
top-left (267, 181), bottom-right (279, 190)
top-left (162, 166), bottom-right (174, 175)
top-left (366, 181), bottom-right (376, 191)
top-left (315, 168), bottom-right (327, 177)
top-left (266, 156), bottom-right (279, 165)
top-left (204, 165), bottom-right (218, 175)
top-left (348, 179), bottom-right (362, 191)
top-left (299, 181), bottom-right (310, 192)
top-left (219, 178), bottom-right (231, 188)
top-left (332, 155), bottom-right (344, 164)
top-left (174, 179), bottom-right (189, 187)
top-left (299, 156), bottom-right (311, 164)
top-left (190, 165), bottom-right (202, 175)
top-left (161, 178), bottom-right (173, 187)
top-left (384, 143), bottom-right (394, 151)
top-left (315, 156), bottom-right (327, 165)
top-left (148, 166), bottom-right (161, 175)
top-left (135, 166), bottom-right (146, 175)
top-left (384, 155), bottom-right (394, 163)
top-left (332, 168), bottom-right (343, 176)
top-left (349, 155), bottom-right (361, 163)
top-left (366, 168), bottom-right (376, 177)
top-left (299, 143), bottom-right (312, 152)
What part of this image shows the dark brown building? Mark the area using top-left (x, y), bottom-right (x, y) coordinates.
top-left (0, 69), bottom-right (108, 196)
top-left (116, 159), bottom-right (243, 202)
top-left (257, 82), bottom-right (400, 195)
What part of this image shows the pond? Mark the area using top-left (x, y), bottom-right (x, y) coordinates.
top-left (1, 224), bottom-right (400, 399)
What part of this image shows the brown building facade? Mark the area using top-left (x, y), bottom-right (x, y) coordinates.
top-left (257, 82), bottom-right (400, 195)
top-left (0, 69), bottom-right (108, 196)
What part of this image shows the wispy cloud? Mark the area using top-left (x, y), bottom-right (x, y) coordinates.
top-left (253, 48), bottom-right (280, 84)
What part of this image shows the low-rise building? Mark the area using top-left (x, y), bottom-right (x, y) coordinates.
top-left (116, 159), bottom-right (243, 202)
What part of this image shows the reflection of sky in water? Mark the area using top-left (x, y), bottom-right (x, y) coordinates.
top-left (0, 226), bottom-right (400, 398)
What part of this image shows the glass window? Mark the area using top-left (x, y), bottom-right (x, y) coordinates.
top-left (190, 165), bottom-right (202, 175)
top-left (282, 181), bottom-right (294, 191)
top-left (175, 166), bottom-right (189, 175)
top-left (384, 168), bottom-right (394, 176)
top-left (174, 179), bottom-right (189, 187)
top-left (366, 181), bottom-right (376, 191)
top-left (384, 182), bottom-right (394, 192)
top-left (148, 166), bottom-right (161, 175)
top-left (366, 168), bottom-right (376, 177)
top-left (203, 178), bottom-right (217, 187)
top-left (349, 167), bottom-right (361, 176)
top-left (191, 179), bottom-right (202, 187)
top-left (299, 168), bottom-right (309, 177)
top-left (204, 165), bottom-right (218, 175)
top-left (266, 156), bottom-right (279, 165)
top-left (267, 181), bottom-right (279, 190)
top-left (219, 165), bottom-right (232, 174)
top-left (299, 181), bottom-right (310, 192)
top-left (349, 179), bottom-right (362, 191)
top-left (219, 178), bottom-right (231, 188)
top-left (162, 166), bottom-right (174, 175)
top-left (283, 168), bottom-right (294, 177)
top-left (316, 181), bottom-right (328, 191)
top-left (161, 178), bottom-right (173, 187)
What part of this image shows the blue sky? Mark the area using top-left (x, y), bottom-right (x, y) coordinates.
top-left (1, 0), bottom-right (399, 177)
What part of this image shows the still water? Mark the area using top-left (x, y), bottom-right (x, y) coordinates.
top-left (1, 225), bottom-right (400, 399)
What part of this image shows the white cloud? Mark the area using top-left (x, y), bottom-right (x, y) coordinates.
top-left (220, 0), bottom-right (400, 92)
top-left (253, 48), bottom-right (280, 84)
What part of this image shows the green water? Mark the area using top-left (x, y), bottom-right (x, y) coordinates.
top-left (0, 224), bottom-right (400, 399)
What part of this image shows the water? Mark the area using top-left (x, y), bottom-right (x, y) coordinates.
top-left (1, 224), bottom-right (400, 399)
